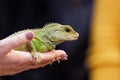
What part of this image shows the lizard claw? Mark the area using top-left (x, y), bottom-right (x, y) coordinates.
top-left (32, 52), bottom-right (41, 65)
top-left (56, 57), bottom-right (61, 63)
top-left (49, 57), bottom-right (61, 65)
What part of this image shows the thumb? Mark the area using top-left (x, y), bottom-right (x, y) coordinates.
top-left (0, 31), bottom-right (34, 55)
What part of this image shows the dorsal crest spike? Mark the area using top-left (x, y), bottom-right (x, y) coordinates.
top-left (42, 23), bottom-right (61, 29)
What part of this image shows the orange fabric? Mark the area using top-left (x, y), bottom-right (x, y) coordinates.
top-left (88, 0), bottom-right (120, 80)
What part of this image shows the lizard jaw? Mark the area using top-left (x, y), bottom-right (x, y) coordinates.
top-left (64, 32), bottom-right (79, 41)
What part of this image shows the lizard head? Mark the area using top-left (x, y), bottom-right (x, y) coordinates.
top-left (42, 23), bottom-right (79, 44)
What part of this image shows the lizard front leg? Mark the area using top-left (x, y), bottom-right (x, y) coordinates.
top-left (30, 41), bottom-right (41, 65)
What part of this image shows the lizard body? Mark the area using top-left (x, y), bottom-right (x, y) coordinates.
top-left (10, 23), bottom-right (79, 64)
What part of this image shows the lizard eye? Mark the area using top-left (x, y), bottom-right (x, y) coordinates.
top-left (65, 28), bottom-right (71, 32)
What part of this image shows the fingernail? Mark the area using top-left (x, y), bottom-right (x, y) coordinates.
top-left (61, 54), bottom-right (68, 57)
top-left (61, 57), bottom-right (68, 60)
top-left (26, 32), bottom-right (34, 40)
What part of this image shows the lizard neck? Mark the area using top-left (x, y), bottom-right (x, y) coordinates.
top-left (34, 30), bottom-right (65, 51)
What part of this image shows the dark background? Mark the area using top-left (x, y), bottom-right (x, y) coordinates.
top-left (0, 0), bottom-right (93, 80)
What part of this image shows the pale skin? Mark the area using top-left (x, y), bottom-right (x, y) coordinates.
top-left (0, 31), bottom-right (68, 76)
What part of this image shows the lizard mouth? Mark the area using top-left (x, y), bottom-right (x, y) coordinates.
top-left (65, 32), bottom-right (79, 41)
top-left (74, 33), bottom-right (79, 39)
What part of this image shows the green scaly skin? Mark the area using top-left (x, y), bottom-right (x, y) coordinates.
top-left (11, 23), bottom-right (79, 64)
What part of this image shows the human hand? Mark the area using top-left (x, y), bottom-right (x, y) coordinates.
top-left (0, 32), bottom-right (68, 76)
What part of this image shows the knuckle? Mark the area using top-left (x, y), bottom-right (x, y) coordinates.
top-left (0, 40), bottom-right (10, 55)
top-left (15, 36), bottom-right (27, 46)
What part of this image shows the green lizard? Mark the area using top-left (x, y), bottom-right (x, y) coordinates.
top-left (10, 23), bottom-right (79, 64)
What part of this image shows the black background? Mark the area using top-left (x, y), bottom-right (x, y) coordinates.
top-left (0, 0), bottom-right (93, 80)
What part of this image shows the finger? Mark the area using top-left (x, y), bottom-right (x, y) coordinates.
top-left (6, 50), bottom-right (68, 71)
top-left (40, 50), bottom-right (68, 63)
top-left (0, 31), bottom-right (34, 55)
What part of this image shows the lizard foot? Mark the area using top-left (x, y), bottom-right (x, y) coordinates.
top-left (49, 57), bottom-right (61, 65)
top-left (31, 52), bottom-right (41, 65)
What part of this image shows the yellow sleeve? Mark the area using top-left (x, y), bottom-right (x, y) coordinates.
top-left (87, 0), bottom-right (120, 80)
